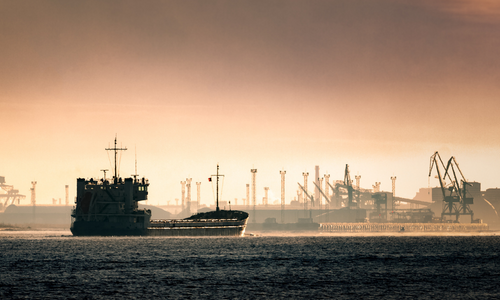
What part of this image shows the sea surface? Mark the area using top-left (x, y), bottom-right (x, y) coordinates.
top-left (0, 231), bottom-right (499, 299)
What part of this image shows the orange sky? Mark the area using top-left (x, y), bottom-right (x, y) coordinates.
top-left (1, 0), bottom-right (500, 205)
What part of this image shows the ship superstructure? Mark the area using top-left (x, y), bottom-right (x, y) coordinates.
top-left (71, 176), bottom-right (152, 235)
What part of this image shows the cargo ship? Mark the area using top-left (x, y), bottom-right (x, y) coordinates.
top-left (70, 138), bottom-right (248, 236)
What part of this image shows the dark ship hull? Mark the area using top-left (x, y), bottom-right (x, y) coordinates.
top-left (71, 210), bottom-right (249, 237)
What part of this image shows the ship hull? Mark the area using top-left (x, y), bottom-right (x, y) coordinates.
top-left (71, 218), bottom-right (248, 237)
top-left (146, 224), bottom-right (246, 236)
top-left (71, 220), bottom-right (147, 236)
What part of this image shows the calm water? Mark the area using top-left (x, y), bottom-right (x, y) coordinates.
top-left (1, 231), bottom-right (499, 299)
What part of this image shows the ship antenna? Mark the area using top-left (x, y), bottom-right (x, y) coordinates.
top-left (105, 136), bottom-right (127, 184)
top-left (131, 145), bottom-right (139, 183)
top-left (217, 164), bottom-right (219, 211)
top-left (210, 164), bottom-right (224, 212)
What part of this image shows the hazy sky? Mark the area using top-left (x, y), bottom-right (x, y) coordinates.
top-left (2, 0), bottom-right (500, 206)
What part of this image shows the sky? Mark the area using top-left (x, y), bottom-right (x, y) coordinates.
top-left (1, 0), bottom-right (500, 206)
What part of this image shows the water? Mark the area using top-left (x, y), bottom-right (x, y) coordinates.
top-left (1, 231), bottom-right (499, 299)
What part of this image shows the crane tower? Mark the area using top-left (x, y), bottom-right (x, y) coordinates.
top-left (30, 181), bottom-right (37, 206)
top-left (180, 181), bottom-right (186, 209)
top-left (196, 182), bottom-right (201, 207)
top-left (391, 176), bottom-right (397, 210)
top-left (186, 178), bottom-right (192, 211)
top-left (65, 185), bottom-right (69, 206)
top-left (264, 187), bottom-right (269, 206)
top-left (280, 170), bottom-right (286, 223)
top-left (251, 169), bottom-right (257, 223)
top-left (246, 184), bottom-right (250, 208)
top-left (355, 175), bottom-right (361, 190)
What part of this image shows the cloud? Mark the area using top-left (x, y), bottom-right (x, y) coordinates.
top-left (419, 0), bottom-right (500, 23)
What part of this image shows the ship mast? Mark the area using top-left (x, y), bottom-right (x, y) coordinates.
top-left (105, 137), bottom-right (127, 184)
top-left (217, 165), bottom-right (220, 211)
top-left (211, 164), bottom-right (224, 211)
top-left (131, 146), bottom-right (139, 183)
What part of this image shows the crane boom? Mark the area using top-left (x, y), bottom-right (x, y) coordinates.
top-left (429, 152), bottom-right (474, 222)
top-left (429, 151), bottom-right (448, 198)
top-left (326, 181), bottom-right (337, 194)
top-left (313, 181), bottom-right (331, 204)
top-left (446, 156), bottom-right (466, 181)
top-left (297, 183), bottom-right (314, 206)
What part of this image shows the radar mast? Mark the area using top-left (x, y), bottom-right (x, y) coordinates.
top-left (105, 137), bottom-right (127, 184)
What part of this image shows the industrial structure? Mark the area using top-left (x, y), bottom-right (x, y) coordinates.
top-left (2, 150), bottom-right (495, 232)
top-left (245, 183), bottom-right (250, 208)
top-left (180, 180), bottom-right (186, 210)
top-left (238, 152), bottom-right (486, 231)
top-left (0, 176), bottom-right (25, 212)
top-left (429, 152), bottom-right (475, 222)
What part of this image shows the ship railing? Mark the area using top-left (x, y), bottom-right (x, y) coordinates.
top-left (151, 218), bottom-right (239, 224)
top-left (83, 177), bottom-right (149, 185)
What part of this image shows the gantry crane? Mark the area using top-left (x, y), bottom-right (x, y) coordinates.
top-left (331, 165), bottom-right (359, 208)
top-left (326, 181), bottom-right (340, 207)
top-left (0, 176), bottom-right (26, 211)
top-left (312, 181), bottom-right (331, 206)
top-left (429, 152), bottom-right (474, 222)
top-left (443, 156), bottom-right (474, 222)
top-left (371, 192), bottom-right (388, 221)
top-left (297, 182), bottom-right (318, 221)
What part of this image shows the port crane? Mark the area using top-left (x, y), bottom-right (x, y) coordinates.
top-left (330, 165), bottom-right (359, 208)
top-left (370, 192), bottom-right (388, 221)
top-left (443, 156), bottom-right (474, 222)
top-left (326, 181), bottom-right (340, 207)
top-left (297, 183), bottom-right (318, 221)
top-left (0, 176), bottom-right (26, 211)
top-left (312, 181), bottom-right (331, 205)
top-left (429, 152), bottom-right (474, 222)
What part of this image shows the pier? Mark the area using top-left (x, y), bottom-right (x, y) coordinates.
top-left (320, 222), bottom-right (489, 232)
